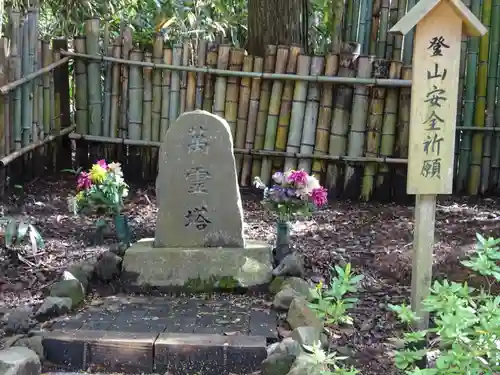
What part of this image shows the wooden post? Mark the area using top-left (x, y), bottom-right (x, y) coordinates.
top-left (389, 0), bottom-right (487, 329)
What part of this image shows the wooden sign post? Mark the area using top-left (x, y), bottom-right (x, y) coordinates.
top-left (389, 0), bottom-right (487, 329)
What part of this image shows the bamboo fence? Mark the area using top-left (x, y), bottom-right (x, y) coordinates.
top-left (0, 7), bottom-right (72, 195)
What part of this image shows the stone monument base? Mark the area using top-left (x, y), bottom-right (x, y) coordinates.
top-left (121, 238), bottom-right (273, 292)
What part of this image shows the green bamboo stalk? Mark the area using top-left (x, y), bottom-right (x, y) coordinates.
top-left (482, 0), bottom-right (500, 192)
top-left (298, 55), bottom-right (325, 173)
top-left (159, 48), bottom-right (172, 139)
top-left (361, 58), bottom-right (389, 201)
top-left (402, 0), bottom-right (417, 64)
top-left (179, 39), bottom-right (190, 114)
top-left (186, 40), bottom-right (197, 111)
top-left (152, 33), bottom-right (163, 142)
top-left (350, 0), bottom-right (361, 41)
top-left (494, 1), bottom-right (500, 190)
top-left (252, 45), bottom-right (277, 179)
top-left (388, 0), bottom-right (400, 59)
top-left (195, 40), bottom-right (208, 109)
top-left (224, 48), bottom-right (245, 139)
top-left (312, 54), bottom-right (339, 177)
top-left (84, 18), bottom-right (102, 137)
top-left (119, 26), bottom-right (133, 139)
top-left (240, 57), bottom-right (264, 186)
top-left (394, 66), bottom-right (412, 159)
top-left (326, 44), bottom-right (360, 192)
top-left (362, 0), bottom-right (373, 54)
top-left (468, 0), bottom-right (491, 195)
top-left (394, 0), bottom-right (407, 61)
top-left (2, 37), bottom-right (11, 157)
top-left (8, 9), bottom-right (21, 151)
top-left (202, 42), bottom-right (218, 112)
top-left (377, 0), bottom-right (390, 58)
top-left (142, 51), bottom-right (153, 142)
top-left (73, 37), bottom-right (88, 135)
top-left (358, 0), bottom-right (368, 52)
top-left (376, 61), bottom-right (402, 191)
top-left (344, 55), bottom-right (373, 194)
top-left (213, 44), bottom-right (230, 118)
top-left (21, 17), bottom-right (32, 147)
top-left (457, 0), bottom-right (481, 192)
top-left (234, 55), bottom-right (254, 178)
top-left (36, 39), bottom-right (43, 140)
top-left (128, 50), bottom-right (144, 141)
top-left (345, 0), bottom-right (355, 42)
top-left (110, 43), bottom-right (121, 138)
top-left (169, 44), bottom-right (182, 123)
top-left (369, 0), bottom-right (381, 56)
top-left (102, 25), bottom-right (112, 138)
top-left (283, 54), bottom-right (311, 172)
top-left (261, 46), bottom-right (289, 184)
top-left (30, 9), bottom-right (39, 145)
top-left (332, 0), bottom-right (345, 53)
top-left (51, 47), bottom-right (62, 170)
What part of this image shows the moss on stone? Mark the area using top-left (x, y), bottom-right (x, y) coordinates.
top-left (183, 275), bottom-right (240, 292)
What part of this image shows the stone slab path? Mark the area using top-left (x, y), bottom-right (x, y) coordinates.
top-left (40, 293), bottom-right (277, 375)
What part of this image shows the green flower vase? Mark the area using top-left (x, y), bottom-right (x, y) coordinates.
top-left (114, 214), bottom-right (131, 246)
top-left (274, 221), bottom-right (291, 264)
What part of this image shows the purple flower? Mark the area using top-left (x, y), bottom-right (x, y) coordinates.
top-left (77, 172), bottom-right (92, 190)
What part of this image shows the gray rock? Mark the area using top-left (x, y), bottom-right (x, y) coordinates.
top-left (286, 298), bottom-right (323, 331)
top-left (64, 258), bottom-right (97, 292)
top-left (154, 110), bottom-right (245, 248)
top-left (281, 277), bottom-right (313, 298)
top-left (261, 352), bottom-right (295, 375)
top-left (272, 253), bottom-right (305, 278)
top-left (267, 337), bottom-right (302, 358)
top-left (1, 308), bottom-right (36, 335)
top-left (268, 277), bottom-right (286, 295)
top-left (0, 347), bottom-right (41, 375)
top-left (273, 288), bottom-right (303, 311)
top-left (109, 242), bottom-right (129, 257)
top-left (291, 326), bottom-right (323, 349)
top-left (34, 297), bottom-right (72, 321)
top-left (3, 335), bottom-right (44, 361)
top-left (95, 251), bottom-right (122, 282)
top-left (49, 280), bottom-right (84, 307)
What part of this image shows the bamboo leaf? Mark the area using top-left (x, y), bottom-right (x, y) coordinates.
top-left (16, 221), bottom-right (29, 245)
top-left (5, 220), bottom-right (17, 248)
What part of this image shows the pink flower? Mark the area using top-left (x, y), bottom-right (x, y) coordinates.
top-left (311, 187), bottom-right (328, 207)
top-left (77, 172), bottom-right (92, 190)
top-left (288, 170), bottom-right (308, 187)
top-left (96, 159), bottom-right (108, 169)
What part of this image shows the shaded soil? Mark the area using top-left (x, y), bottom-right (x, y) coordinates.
top-left (1, 175), bottom-right (500, 374)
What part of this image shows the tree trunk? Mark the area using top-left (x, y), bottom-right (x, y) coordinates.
top-left (247, 0), bottom-right (308, 57)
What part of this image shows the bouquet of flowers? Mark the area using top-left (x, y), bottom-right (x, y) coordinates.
top-left (70, 160), bottom-right (129, 216)
top-left (253, 169), bottom-right (328, 222)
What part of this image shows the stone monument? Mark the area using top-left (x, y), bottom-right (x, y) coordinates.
top-left (122, 110), bottom-right (273, 291)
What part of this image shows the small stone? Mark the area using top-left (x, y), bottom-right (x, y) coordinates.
top-left (95, 251), bottom-right (122, 282)
top-left (49, 279), bottom-right (84, 307)
top-left (34, 297), bottom-right (72, 321)
top-left (261, 352), bottom-right (295, 375)
top-left (281, 277), bottom-right (313, 298)
top-left (272, 253), bottom-right (305, 278)
top-left (291, 326), bottom-right (322, 349)
top-left (4, 335), bottom-right (44, 361)
top-left (268, 277), bottom-right (286, 295)
top-left (273, 288), bottom-right (303, 311)
top-left (109, 242), bottom-right (129, 257)
top-left (286, 298), bottom-right (323, 331)
top-left (0, 347), bottom-right (41, 375)
top-left (267, 337), bottom-right (302, 357)
top-left (64, 258), bottom-right (96, 292)
top-left (1, 308), bottom-right (36, 335)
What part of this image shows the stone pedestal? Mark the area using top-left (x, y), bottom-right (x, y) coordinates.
top-left (122, 239), bottom-right (273, 292)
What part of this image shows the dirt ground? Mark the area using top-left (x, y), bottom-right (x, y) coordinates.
top-left (1, 175), bottom-right (499, 374)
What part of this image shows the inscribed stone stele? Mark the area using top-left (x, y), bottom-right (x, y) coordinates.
top-left (154, 110), bottom-right (245, 248)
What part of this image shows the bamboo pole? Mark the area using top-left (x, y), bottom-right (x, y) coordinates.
top-left (119, 26), bottom-right (133, 140)
top-left (84, 18), bottom-right (102, 137)
top-left (376, 61), bottom-right (402, 190)
top-left (68, 131), bottom-right (408, 164)
top-left (360, 59), bottom-right (389, 201)
top-left (8, 9), bottom-right (21, 152)
top-left (388, 0), bottom-right (400, 59)
top-left (494, 0), bottom-right (500, 190)
top-left (344, 55), bottom-right (373, 195)
top-left (377, 0), bottom-right (390, 58)
top-left (369, 0), bottom-right (381, 56)
top-left (358, 0), bottom-right (369, 52)
top-left (260, 46), bottom-right (289, 184)
top-left (21, 17), bottom-right (32, 147)
top-left (224, 48), bottom-right (245, 139)
top-left (456, 0), bottom-right (480, 192)
top-left (202, 42), bottom-right (218, 111)
top-left (252, 45), bottom-right (277, 179)
top-left (159, 47), bottom-right (172, 139)
top-left (185, 40), bottom-right (197, 112)
top-left (393, 0), bottom-right (406, 60)
top-left (128, 50), bottom-right (144, 141)
top-left (142, 51), bottom-right (153, 143)
top-left (298, 55), bottom-right (325, 173)
top-left (240, 57), bottom-right (264, 186)
top-left (110, 43), bottom-right (121, 138)
top-left (362, 0), bottom-right (373, 55)
top-left (151, 34), bottom-right (163, 143)
top-left (468, 0), bottom-right (491, 195)
top-left (331, 0), bottom-right (345, 53)
top-left (482, 0), bottom-right (499, 192)
top-left (102, 25), bottom-right (112, 139)
top-left (312, 54), bottom-right (339, 177)
top-left (326, 45), bottom-right (360, 193)
top-left (234, 55), bottom-right (254, 178)
top-left (60, 50), bottom-right (412, 87)
top-left (213, 44), bottom-right (230, 118)
top-left (402, 0), bottom-right (417, 65)
top-left (283, 55), bottom-right (311, 172)
top-left (51, 48), bottom-right (62, 171)
top-left (36, 40), bottom-right (43, 141)
top-left (73, 37), bottom-right (87, 136)
top-left (195, 40), bottom-right (208, 109)
top-left (274, 45), bottom-right (302, 173)
top-left (169, 44), bottom-right (182, 123)
top-left (180, 39), bottom-right (190, 114)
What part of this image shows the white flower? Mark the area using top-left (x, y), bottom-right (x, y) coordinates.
top-left (108, 162), bottom-right (123, 177)
top-left (306, 175), bottom-right (320, 190)
top-left (272, 172), bottom-right (284, 184)
top-left (253, 177), bottom-right (266, 189)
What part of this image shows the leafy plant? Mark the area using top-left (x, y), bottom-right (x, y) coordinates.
top-left (309, 263), bottom-right (363, 326)
top-left (301, 341), bottom-right (359, 375)
top-left (388, 233), bottom-right (500, 375)
top-left (0, 217), bottom-right (45, 261)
